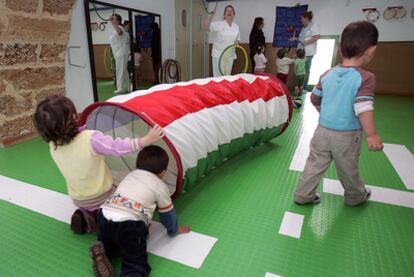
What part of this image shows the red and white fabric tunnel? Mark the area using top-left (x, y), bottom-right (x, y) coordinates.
top-left (80, 74), bottom-right (292, 199)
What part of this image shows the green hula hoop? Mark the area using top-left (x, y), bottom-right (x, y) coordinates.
top-left (218, 44), bottom-right (249, 76)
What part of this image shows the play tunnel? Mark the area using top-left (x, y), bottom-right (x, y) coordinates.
top-left (80, 74), bottom-right (292, 199)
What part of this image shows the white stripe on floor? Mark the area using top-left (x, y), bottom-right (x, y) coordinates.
top-left (265, 272), bottom-right (283, 277)
top-left (0, 175), bottom-right (76, 223)
top-left (0, 175), bottom-right (217, 269)
top-left (383, 144), bottom-right (414, 190)
top-left (323, 178), bottom-right (414, 209)
top-left (278, 211), bottom-right (304, 239)
top-left (289, 134), bottom-right (312, 172)
top-left (147, 222), bottom-right (217, 269)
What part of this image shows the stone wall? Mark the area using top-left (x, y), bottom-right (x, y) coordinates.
top-left (0, 0), bottom-right (75, 147)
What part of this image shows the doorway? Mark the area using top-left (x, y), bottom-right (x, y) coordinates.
top-left (175, 0), bottom-right (208, 81)
top-left (308, 36), bottom-right (339, 87)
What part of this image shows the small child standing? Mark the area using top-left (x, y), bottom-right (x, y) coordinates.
top-left (275, 48), bottom-right (294, 84)
top-left (253, 44), bottom-right (267, 73)
top-left (90, 145), bottom-right (190, 277)
top-left (33, 95), bottom-right (165, 234)
top-left (294, 21), bottom-right (383, 206)
top-left (294, 48), bottom-right (306, 96)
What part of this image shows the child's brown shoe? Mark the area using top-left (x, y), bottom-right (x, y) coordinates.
top-left (90, 241), bottom-right (114, 277)
top-left (70, 209), bottom-right (86, 234)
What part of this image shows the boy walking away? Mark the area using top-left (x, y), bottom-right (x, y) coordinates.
top-left (294, 48), bottom-right (306, 96)
top-left (90, 146), bottom-right (190, 277)
top-left (294, 21), bottom-right (383, 206)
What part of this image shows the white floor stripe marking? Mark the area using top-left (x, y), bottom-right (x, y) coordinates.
top-left (0, 175), bottom-right (217, 269)
top-left (147, 222), bottom-right (217, 269)
top-left (289, 134), bottom-right (312, 172)
top-left (383, 144), bottom-right (414, 190)
top-left (265, 272), bottom-right (283, 277)
top-left (289, 93), bottom-right (318, 172)
top-left (323, 178), bottom-right (414, 209)
top-left (0, 175), bottom-right (76, 224)
top-left (278, 211), bottom-right (304, 239)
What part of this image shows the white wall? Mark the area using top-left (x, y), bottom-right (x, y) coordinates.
top-left (65, 0), bottom-right (175, 111)
top-left (65, 0), bottom-right (94, 112)
top-left (206, 0), bottom-right (414, 43)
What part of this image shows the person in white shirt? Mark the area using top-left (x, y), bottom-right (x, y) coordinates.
top-left (253, 44), bottom-right (267, 73)
top-left (90, 145), bottom-right (190, 277)
top-left (206, 5), bottom-right (240, 77)
top-left (110, 14), bottom-right (130, 94)
top-left (290, 11), bottom-right (320, 89)
top-left (275, 48), bottom-right (294, 84)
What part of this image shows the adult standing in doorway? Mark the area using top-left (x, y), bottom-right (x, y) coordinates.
top-left (205, 5), bottom-right (240, 77)
top-left (110, 14), bottom-right (130, 94)
top-left (291, 11), bottom-right (320, 90)
top-left (150, 22), bottom-right (161, 84)
top-left (249, 17), bottom-right (265, 74)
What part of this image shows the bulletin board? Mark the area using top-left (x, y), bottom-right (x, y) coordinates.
top-left (273, 5), bottom-right (308, 48)
top-left (135, 15), bottom-right (155, 49)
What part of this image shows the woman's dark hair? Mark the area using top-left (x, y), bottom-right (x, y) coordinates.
top-left (301, 11), bottom-right (313, 21)
top-left (277, 48), bottom-right (286, 59)
top-left (136, 145), bottom-right (169, 175)
top-left (340, 21), bottom-right (378, 59)
top-left (251, 17), bottom-right (264, 32)
top-left (296, 49), bottom-right (306, 59)
top-left (33, 95), bottom-right (79, 148)
top-left (223, 5), bottom-right (235, 16)
top-left (249, 17), bottom-right (265, 58)
top-left (114, 13), bottom-right (122, 25)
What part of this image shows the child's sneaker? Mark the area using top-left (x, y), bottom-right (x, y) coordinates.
top-left (90, 241), bottom-right (114, 277)
top-left (295, 193), bottom-right (321, 205)
top-left (70, 209), bottom-right (86, 234)
top-left (346, 188), bottom-right (372, 206)
top-left (365, 188), bottom-right (372, 200)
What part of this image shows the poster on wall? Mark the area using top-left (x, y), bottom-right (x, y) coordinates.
top-left (135, 15), bottom-right (155, 49)
top-left (273, 5), bottom-right (308, 48)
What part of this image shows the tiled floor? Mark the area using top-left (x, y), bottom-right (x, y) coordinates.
top-left (0, 95), bottom-right (413, 276)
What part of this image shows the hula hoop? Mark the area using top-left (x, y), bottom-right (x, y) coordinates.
top-left (395, 6), bottom-right (407, 20)
top-left (383, 7), bottom-right (396, 20)
top-left (92, 4), bottom-right (114, 22)
top-left (99, 22), bottom-right (106, 31)
top-left (218, 44), bottom-right (248, 76)
top-left (411, 7), bottom-right (414, 20)
top-left (159, 59), bottom-right (182, 83)
top-left (366, 10), bottom-right (380, 22)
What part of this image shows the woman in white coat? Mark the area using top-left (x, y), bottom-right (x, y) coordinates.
top-left (110, 14), bottom-right (130, 94)
top-left (206, 5), bottom-right (240, 77)
top-left (291, 11), bottom-right (320, 89)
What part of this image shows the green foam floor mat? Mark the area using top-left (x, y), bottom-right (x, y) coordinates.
top-left (1, 95), bottom-right (414, 276)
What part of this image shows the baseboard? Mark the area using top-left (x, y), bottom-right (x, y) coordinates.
top-left (1, 132), bottom-right (39, 148)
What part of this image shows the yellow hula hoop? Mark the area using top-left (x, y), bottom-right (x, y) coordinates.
top-left (218, 44), bottom-right (248, 76)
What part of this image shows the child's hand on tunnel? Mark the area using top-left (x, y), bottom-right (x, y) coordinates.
top-left (141, 124), bottom-right (165, 146)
